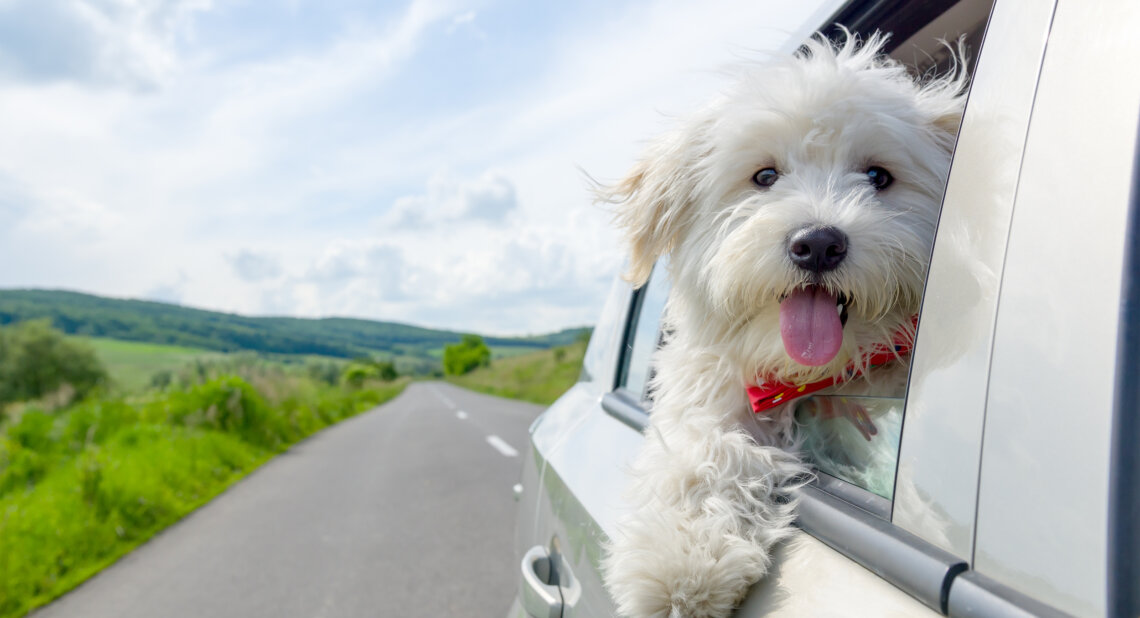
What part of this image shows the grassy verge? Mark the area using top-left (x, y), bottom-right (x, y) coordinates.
top-left (0, 373), bottom-right (406, 618)
top-left (76, 337), bottom-right (226, 392)
top-left (445, 341), bottom-right (586, 405)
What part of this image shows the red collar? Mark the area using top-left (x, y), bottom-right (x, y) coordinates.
top-left (747, 316), bottom-right (918, 415)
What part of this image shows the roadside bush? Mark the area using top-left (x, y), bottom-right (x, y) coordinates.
top-left (0, 320), bottom-right (108, 406)
top-left (442, 335), bottom-right (491, 376)
top-left (149, 369), bottom-right (173, 390)
top-left (306, 360), bottom-right (342, 386)
top-left (342, 358), bottom-right (398, 386)
top-left (61, 399), bottom-right (139, 450)
top-left (148, 376), bottom-right (286, 449)
top-left (0, 438), bottom-right (49, 495)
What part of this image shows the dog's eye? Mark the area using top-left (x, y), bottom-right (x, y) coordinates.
top-left (866, 166), bottom-right (893, 190)
top-left (752, 168), bottom-right (779, 188)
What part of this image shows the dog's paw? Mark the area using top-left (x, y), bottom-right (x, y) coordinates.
top-left (609, 562), bottom-right (756, 618)
top-left (606, 517), bottom-right (773, 618)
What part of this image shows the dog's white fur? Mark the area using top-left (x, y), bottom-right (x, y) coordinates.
top-left (599, 33), bottom-right (967, 618)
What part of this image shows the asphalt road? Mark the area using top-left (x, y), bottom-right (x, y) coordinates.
top-left (31, 382), bottom-right (543, 618)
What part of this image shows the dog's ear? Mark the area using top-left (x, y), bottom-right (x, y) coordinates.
top-left (596, 127), bottom-right (703, 287)
top-left (928, 95), bottom-right (966, 138)
top-left (920, 39), bottom-right (970, 140)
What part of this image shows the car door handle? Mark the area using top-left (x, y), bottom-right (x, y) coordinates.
top-left (520, 544), bottom-right (582, 618)
top-left (521, 546), bottom-right (562, 618)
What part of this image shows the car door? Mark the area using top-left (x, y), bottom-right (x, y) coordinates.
top-left (936, 1), bottom-right (1140, 615)
top-left (510, 271), bottom-right (648, 618)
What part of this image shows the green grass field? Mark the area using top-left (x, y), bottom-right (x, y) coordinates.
top-left (76, 336), bottom-right (225, 392)
top-left (487, 345), bottom-right (546, 360)
top-left (445, 340), bottom-right (587, 405)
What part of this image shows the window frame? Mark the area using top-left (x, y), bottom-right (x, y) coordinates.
top-left (602, 263), bottom-right (666, 432)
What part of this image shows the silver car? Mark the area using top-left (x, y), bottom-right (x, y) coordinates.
top-left (510, 0), bottom-right (1140, 615)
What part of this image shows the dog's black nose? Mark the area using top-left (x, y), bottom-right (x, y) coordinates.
top-left (788, 226), bottom-right (848, 272)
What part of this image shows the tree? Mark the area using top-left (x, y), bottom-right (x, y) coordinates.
top-left (442, 334), bottom-right (491, 376)
top-left (0, 320), bottom-right (108, 405)
top-left (341, 358), bottom-right (399, 387)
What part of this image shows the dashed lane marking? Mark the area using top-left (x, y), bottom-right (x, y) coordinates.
top-left (430, 386), bottom-right (456, 409)
top-left (485, 435), bottom-right (518, 457)
top-left (456, 410), bottom-right (468, 420)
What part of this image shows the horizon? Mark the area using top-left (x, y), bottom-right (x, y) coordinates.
top-left (0, 286), bottom-right (590, 338)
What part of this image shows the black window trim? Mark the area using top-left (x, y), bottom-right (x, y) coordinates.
top-left (602, 270), bottom-right (655, 432)
top-left (605, 260), bottom-right (668, 429)
top-left (1106, 102), bottom-right (1140, 618)
top-left (613, 276), bottom-right (649, 394)
top-left (823, 0), bottom-right (964, 53)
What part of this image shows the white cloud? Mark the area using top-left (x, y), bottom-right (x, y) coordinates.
top-left (227, 250), bottom-right (283, 282)
top-left (386, 171), bottom-right (518, 229)
top-left (146, 270), bottom-right (190, 304)
top-left (0, 0), bottom-right (213, 89)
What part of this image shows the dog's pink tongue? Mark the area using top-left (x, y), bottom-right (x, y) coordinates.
top-left (780, 286), bottom-right (843, 366)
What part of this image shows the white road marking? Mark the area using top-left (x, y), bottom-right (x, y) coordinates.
top-left (456, 410), bottom-right (468, 420)
top-left (430, 386), bottom-right (456, 409)
top-left (485, 435), bottom-right (518, 457)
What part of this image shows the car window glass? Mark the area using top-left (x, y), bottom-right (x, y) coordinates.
top-left (790, 6), bottom-right (992, 501)
top-left (796, 397), bottom-right (904, 499)
top-left (581, 276), bottom-right (635, 385)
top-left (621, 261), bottom-right (670, 402)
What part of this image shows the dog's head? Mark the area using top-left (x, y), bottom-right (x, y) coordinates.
top-left (603, 33), bottom-right (966, 383)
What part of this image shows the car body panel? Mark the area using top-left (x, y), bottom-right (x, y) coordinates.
top-left (736, 533), bottom-right (935, 617)
top-left (892, 0), bottom-right (1056, 557)
top-left (971, 1), bottom-right (1140, 615)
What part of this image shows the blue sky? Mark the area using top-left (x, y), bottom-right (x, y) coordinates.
top-left (0, 0), bottom-right (837, 335)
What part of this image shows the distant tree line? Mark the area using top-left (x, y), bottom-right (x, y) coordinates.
top-left (0, 290), bottom-right (591, 364)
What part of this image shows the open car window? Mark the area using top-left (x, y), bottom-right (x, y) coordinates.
top-left (602, 1), bottom-right (998, 512)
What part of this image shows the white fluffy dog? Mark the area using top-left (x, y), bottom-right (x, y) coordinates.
top-left (600, 33), bottom-right (967, 617)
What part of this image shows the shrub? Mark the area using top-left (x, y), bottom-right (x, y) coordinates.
top-left (342, 359), bottom-right (398, 387)
top-left (306, 360), bottom-right (342, 386)
top-left (442, 335), bottom-right (491, 376)
top-left (147, 376), bottom-right (286, 449)
top-left (0, 320), bottom-right (108, 406)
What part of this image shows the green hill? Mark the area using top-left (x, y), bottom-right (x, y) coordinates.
top-left (0, 289), bottom-right (588, 370)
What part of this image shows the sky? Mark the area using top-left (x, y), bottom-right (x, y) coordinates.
top-left (0, 0), bottom-right (839, 335)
